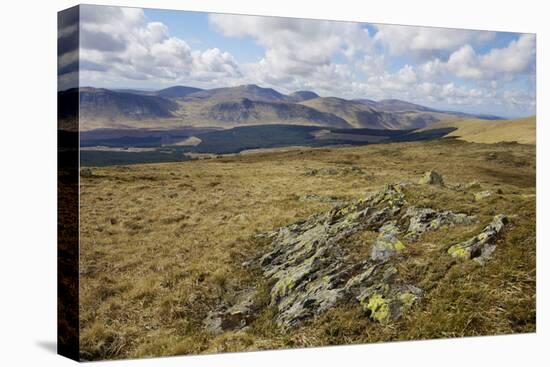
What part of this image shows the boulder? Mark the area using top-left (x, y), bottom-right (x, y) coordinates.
top-left (418, 170), bottom-right (444, 186)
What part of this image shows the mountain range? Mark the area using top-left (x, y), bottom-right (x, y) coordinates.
top-left (59, 84), bottom-right (502, 130)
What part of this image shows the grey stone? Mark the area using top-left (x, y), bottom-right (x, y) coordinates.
top-left (418, 170), bottom-right (444, 186)
top-left (403, 206), bottom-right (474, 239)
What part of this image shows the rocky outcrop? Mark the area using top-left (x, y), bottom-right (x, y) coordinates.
top-left (259, 184), bottom-right (408, 328)
top-left (254, 183), bottom-right (477, 329)
top-left (447, 215), bottom-right (508, 261)
top-left (203, 178), bottom-right (508, 333)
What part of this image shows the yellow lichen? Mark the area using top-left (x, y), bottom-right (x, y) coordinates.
top-left (394, 240), bottom-right (406, 251)
top-left (364, 294), bottom-right (390, 323)
top-left (447, 245), bottom-right (470, 259)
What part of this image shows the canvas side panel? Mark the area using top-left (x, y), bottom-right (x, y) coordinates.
top-left (57, 5), bottom-right (80, 361)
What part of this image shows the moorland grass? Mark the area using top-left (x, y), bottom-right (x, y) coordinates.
top-left (79, 138), bottom-right (535, 360)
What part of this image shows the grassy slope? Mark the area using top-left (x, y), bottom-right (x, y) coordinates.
top-left (79, 139), bottom-right (535, 360)
top-left (422, 116), bottom-right (536, 144)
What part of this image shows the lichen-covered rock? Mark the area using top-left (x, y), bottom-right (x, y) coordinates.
top-left (418, 170), bottom-right (444, 186)
top-left (448, 215), bottom-right (509, 260)
top-left (347, 265), bottom-right (422, 323)
top-left (404, 207), bottom-right (474, 239)
top-left (258, 184), bottom-right (415, 327)
top-left (371, 222), bottom-right (405, 261)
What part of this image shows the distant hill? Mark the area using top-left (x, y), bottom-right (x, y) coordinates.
top-left (156, 86), bottom-right (203, 98)
top-left (420, 116), bottom-right (535, 144)
top-left (301, 97), bottom-right (475, 130)
top-left (183, 84), bottom-right (290, 103)
top-left (60, 84), bottom-right (505, 131)
top-left (74, 87), bottom-right (178, 125)
top-left (355, 98), bottom-right (501, 120)
top-left (206, 98), bottom-right (350, 128)
top-left (114, 86), bottom-right (203, 98)
top-left (301, 97), bottom-right (389, 129)
top-left (289, 90), bottom-right (320, 102)
top-left (355, 98), bottom-right (438, 112)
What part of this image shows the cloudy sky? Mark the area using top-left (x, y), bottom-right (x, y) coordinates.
top-left (61, 5), bottom-right (536, 117)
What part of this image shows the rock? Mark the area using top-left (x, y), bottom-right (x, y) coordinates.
top-left (346, 264), bottom-right (422, 323)
top-left (80, 168), bottom-right (93, 177)
top-left (257, 185), bottom-right (410, 327)
top-left (357, 282), bottom-right (423, 323)
top-left (203, 291), bottom-right (257, 333)
top-left (255, 184), bottom-right (424, 328)
top-left (371, 222), bottom-right (405, 261)
top-left (474, 190), bottom-right (492, 201)
top-left (403, 207), bottom-right (474, 240)
top-left (447, 215), bottom-right (509, 260)
top-left (418, 170), bottom-right (444, 186)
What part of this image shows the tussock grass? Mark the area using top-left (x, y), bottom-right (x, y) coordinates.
top-left (79, 139), bottom-right (535, 360)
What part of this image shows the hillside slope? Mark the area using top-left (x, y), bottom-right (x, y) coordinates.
top-left (61, 84), bottom-right (505, 131)
top-left (422, 116), bottom-right (535, 144)
top-left (301, 97), bottom-right (476, 130)
top-left (205, 98), bottom-right (351, 128)
top-left (183, 84), bottom-right (290, 103)
top-left (74, 88), bottom-right (178, 123)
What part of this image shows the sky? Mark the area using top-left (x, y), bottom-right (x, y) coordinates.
top-left (60, 5), bottom-right (536, 117)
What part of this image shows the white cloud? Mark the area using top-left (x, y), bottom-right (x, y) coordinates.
top-left (78, 5), bottom-right (242, 87)
top-left (209, 13), bottom-right (372, 86)
top-left (426, 34), bottom-right (536, 81)
top-left (480, 34), bottom-right (536, 73)
top-left (374, 24), bottom-right (495, 56)
top-left (446, 44), bottom-right (484, 79)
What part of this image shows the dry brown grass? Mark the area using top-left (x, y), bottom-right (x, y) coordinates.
top-left (422, 116), bottom-right (536, 144)
top-left (79, 138), bottom-right (535, 360)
